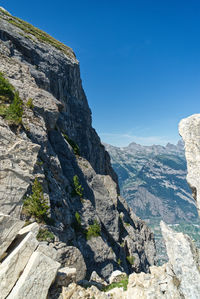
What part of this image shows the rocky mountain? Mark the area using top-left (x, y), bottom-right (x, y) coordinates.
top-left (0, 6), bottom-right (156, 294)
top-left (1, 7), bottom-right (200, 299)
top-left (105, 140), bottom-right (198, 223)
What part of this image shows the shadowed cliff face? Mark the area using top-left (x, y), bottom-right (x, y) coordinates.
top-left (0, 9), bottom-right (156, 279)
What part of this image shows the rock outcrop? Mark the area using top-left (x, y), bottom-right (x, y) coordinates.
top-left (1, 8), bottom-right (200, 299)
top-left (0, 7), bottom-right (156, 285)
top-left (0, 215), bottom-right (60, 299)
top-left (0, 117), bottom-right (40, 217)
top-left (179, 114), bottom-right (200, 216)
top-left (61, 221), bottom-right (200, 299)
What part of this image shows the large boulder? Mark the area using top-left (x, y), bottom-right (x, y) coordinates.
top-left (7, 252), bottom-right (60, 299)
top-left (56, 245), bottom-right (86, 281)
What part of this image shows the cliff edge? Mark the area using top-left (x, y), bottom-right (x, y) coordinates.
top-left (0, 8), bottom-right (156, 281)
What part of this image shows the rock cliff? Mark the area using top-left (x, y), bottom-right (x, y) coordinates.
top-left (60, 114), bottom-right (200, 298)
top-left (0, 7), bottom-right (156, 284)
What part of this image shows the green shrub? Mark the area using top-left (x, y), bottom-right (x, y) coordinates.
top-left (117, 258), bottom-right (122, 265)
top-left (103, 277), bottom-right (128, 292)
top-left (75, 211), bottom-right (81, 225)
top-left (63, 133), bottom-right (80, 155)
top-left (4, 92), bottom-right (23, 125)
top-left (0, 72), bottom-right (15, 103)
top-left (86, 220), bottom-right (101, 240)
top-left (73, 211), bottom-right (82, 232)
top-left (26, 98), bottom-right (34, 109)
top-left (72, 175), bottom-right (84, 198)
top-left (23, 178), bottom-right (49, 223)
top-left (36, 228), bottom-right (54, 242)
top-left (126, 255), bottom-right (135, 265)
top-left (0, 73), bottom-right (23, 125)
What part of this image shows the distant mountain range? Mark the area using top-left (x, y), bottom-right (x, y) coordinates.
top-left (105, 140), bottom-right (198, 223)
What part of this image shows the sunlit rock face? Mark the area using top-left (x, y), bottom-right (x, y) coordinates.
top-left (0, 8), bottom-right (156, 281)
top-left (179, 114), bottom-right (200, 216)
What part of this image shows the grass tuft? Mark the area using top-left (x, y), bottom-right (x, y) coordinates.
top-left (0, 9), bottom-right (75, 59)
top-left (103, 277), bottom-right (128, 292)
top-left (36, 228), bottom-right (55, 242)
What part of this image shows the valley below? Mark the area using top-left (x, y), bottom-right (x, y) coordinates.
top-left (105, 141), bottom-right (200, 263)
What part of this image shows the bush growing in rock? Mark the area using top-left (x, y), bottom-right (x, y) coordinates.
top-left (86, 220), bottom-right (101, 240)
top-left (26, 98), bottom-right (34, 109)
top-left (126, 255), bottom-right (135, 265)
top-left (37, 228), bottom-right (55, 242)
top-left (72, 175), bottom-right (84, 198)
top-left (73, 211), bottom-right (82, 232)
top-left (63, 133), bottom-right (80, 155)
top-left (0, 72), bottom-right (15, 102)
top-left (23, 177), bottom-right (49, 223)
top-left (0, 72), bottom-right (23, 125)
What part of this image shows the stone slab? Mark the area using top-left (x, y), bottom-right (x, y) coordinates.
top-left (7, 251), bottom-right (60, 299)
top-left (0, 213), bottom-right (24, 260)
top-left (0, 231), bottom-right (38, 299)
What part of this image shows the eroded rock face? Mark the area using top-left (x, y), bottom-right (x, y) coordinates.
top-left (0, 118), bottom-right (40, 217)
top-left (179, 114), bottom-right (200, 215)
top-left (0, 8), bottom-right (156, 280)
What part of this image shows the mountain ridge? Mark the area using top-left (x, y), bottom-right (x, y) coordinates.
top-left (105, 140), bottom-right (197, 223)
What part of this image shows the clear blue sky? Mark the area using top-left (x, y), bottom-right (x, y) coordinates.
top-left (2, 1), bottom-right (200, 146)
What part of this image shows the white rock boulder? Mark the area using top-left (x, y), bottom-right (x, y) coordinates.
top-left (0, 232), bottom-right (38, 299)
top-left (7, 251), bottom-right (60, 299)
